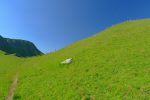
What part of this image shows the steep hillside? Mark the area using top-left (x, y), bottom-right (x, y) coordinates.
top-left (0, 36), bottom-right (42, 57)
top-left (1, 19), bottom-right (150, 100)
top-left (0, 51), bottom-right (24, 99)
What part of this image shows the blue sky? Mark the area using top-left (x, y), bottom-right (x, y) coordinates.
top-left (0, 0), bottom-right (150, 53)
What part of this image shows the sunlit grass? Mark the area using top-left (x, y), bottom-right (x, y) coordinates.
top-left (1, 19), bottom-right (150, 99)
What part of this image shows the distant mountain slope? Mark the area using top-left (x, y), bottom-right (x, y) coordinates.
top-left (0, 35), bottom-right (42, 57)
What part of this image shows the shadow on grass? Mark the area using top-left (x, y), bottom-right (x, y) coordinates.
top-left (13, 95), bottom-right (21, 100)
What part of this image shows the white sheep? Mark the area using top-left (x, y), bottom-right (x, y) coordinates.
top-left (60, 58), bottom-right (73, 64)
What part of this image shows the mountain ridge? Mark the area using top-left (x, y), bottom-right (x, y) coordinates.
top-left (0, 35), bottom-right (43, 57)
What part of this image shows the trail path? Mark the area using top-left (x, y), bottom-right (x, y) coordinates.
top-left (6, 75), bottom-right (18, 100)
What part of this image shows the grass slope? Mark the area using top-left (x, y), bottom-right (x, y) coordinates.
top-left (0, 51), bottom-right (25, 99)
top-left (1, 19), bottom-right (150, 100)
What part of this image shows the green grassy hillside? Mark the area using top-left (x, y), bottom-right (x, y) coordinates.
top-left (1, 19), bottom-right (150, 100)
top-left (0, 51), bottom-right (25, 99)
